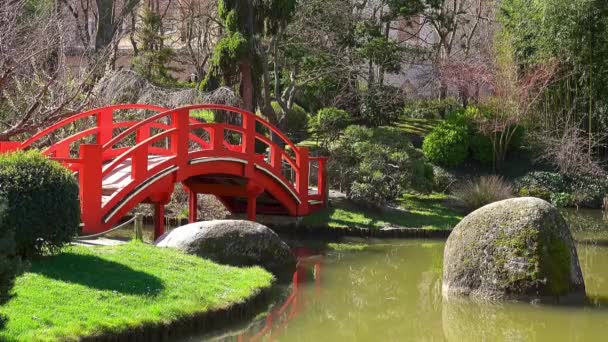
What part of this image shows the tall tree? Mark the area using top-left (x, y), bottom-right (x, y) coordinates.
top-left (201, 0), bottom-right (296, 112)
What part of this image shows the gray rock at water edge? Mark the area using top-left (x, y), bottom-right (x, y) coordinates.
top-left (156, 220), bottom-right (296, 281)
top-left (442, 197), bottom-right (586, 303)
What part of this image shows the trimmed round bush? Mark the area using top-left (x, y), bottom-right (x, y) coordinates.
top-left (0, 151), bottom-right (80, 257)
top-left (422, 122), bottom-right (470, 167)
top-left (0, 197), bottom-right (24, 305)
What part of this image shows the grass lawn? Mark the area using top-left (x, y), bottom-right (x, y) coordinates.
top-left (393, 118), bottom-right (441, 136)
top-left (302, 193), bottom-right (462, 230)
top-left (0, 242), bottom-right (274, 342)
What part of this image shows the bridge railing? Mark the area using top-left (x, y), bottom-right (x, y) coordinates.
top-left (16, 104), bottom-right (168, 171)
top-left (94, 104), bottom-right (327, 212)
top-left (1, 103), bottom-right (328, 229)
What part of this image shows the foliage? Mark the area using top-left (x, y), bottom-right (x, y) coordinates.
top-left (500, 0), bottom-right (608, 168)
top-left (0, 242), bottom-right (273, 341)
top-left (329, 125), bottom-right (433, 206)
top-left (550, 192), bottom-right (572, 208)
top-left (515, 171), bottom-right (608, 209)
top-left (569, 175), bottom-right (608, 209)
top-left (206, 31), bottom-right (249, 84)
top-left (470, 133), bottom-right (494, 165)
top-left (203, 0), bottom-right (297, 110)
top-left (132, 8), bottom-right (177, 85)
top-left (0, 197), bottom-right (24, 306)
top-left (515, 171), bottom-right (570, 201)
top-left (453, 175), bottom-right (515, 213)
top-left (423, 105), bottom-right (525, 168)
top-left (190, 109), bottom-right (216, 123)
top-left (422, 121), bottom-right (470, 167)
top-left (403, 97), bottom-right (460, 119)
top-left (0, 151), bottom-right (80, 257)
top-left (271, 102), bottom-right (309, 141)
top-left (359, 84), bottom-right (404, 126)
top-left (310, 107), bottom-right (350, 148)
top-left (432, 165), bottom-right (458, 193)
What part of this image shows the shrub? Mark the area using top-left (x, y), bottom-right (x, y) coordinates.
top-left (271, 102), bottom-right (309, 142)
top-left (515, 171), bottom-right (608, 208)
top-left (0, 151), bottom-right (80, 257)
top-left (403, 97), bottom-right (460, 119)
top-left (470, 134), bottom-right (494, 165)
top-left (432, 165), bottom-right (458, 193)
top-left (0, 197), bottom-right (24, 306)
top-left (329, 125), bottom-right (433, 207)
top-left (311, 107), bottom-right (350, 147)
top-left (550, 192), bottom-right (573, 208)
top-left (453, 175), bottom-right (514, 212)
top-left (422, 121), bottom-right (470, 167)
top-left (359, 84), bottom-right (403, 126)
top-left (442, 106), bottom-right (525, 168)
top-left (515, 171), bottom-right (569, 201)
top-left (569, 175), bottom-right (608, 209)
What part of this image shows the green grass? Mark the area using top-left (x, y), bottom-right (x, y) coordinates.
top-left (393, 118), bottom-right (441, 136)
top-left (0, 242), bottom-right (274, 342)
top-left (190, 109), bottom-right (215, 122)
top-left (327, 242), bottom-right (370, 251)
top-left (302, 193), bottom-right (462, 230)
top-left (297, 118), bottom-right (440, 149)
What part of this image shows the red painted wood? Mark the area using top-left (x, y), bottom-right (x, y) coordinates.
top-left (188, 190), bottom-right (197, 223)
top-left (0, 104), bottom-right (328, 235)
top-left (154, 202), bottom-right (165, 240)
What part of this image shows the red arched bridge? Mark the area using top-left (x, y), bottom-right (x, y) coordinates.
top-left (0, 104), bottom-right (328, 238)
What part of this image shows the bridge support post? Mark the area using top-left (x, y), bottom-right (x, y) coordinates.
top-left (188, 190), bottom-right (197, 223)
top-left (80, 144), bottom-right (103, 234)
top-left (246, 181), bottom-right (264, 222)
top-left (153, 202), bottom-right (166, 240)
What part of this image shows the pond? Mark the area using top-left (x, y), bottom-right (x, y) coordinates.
top-left (180, 209), bottom-right (608, 341)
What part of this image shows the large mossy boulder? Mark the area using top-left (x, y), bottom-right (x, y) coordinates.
top-left (442, 197), bottom-right (585, 303)
top-left (156, 220), bottom-right (296, 281)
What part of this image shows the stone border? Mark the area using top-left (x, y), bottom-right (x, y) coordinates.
top-left (80, 285), bottom-right (275, 342)
top-left (130, 215), bottom-right (452, 239)
top-left (267, 223), bottom-right (451, 239)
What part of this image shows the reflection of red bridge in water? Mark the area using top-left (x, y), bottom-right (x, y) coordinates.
top-left (239, 247), bottom-right (323, 342)
top-left (0, 104), bottom-right (328, 238)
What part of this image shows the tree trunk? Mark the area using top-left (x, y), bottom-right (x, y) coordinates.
top-left (95, 0), bottom-right (115, 51)
top-left (239, 60), bottom-right (254, 111)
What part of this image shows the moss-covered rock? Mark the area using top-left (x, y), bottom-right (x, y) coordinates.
top-left (442, 197), bottom-right (585, 303)
top-left (156, 220), bottom-right (296, 281)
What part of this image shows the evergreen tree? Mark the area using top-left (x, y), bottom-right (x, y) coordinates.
top-left (132, 7), bottom-right (177, 85)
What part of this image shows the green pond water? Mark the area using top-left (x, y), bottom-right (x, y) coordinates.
top-left (177, 209), bottom-right (608, 342)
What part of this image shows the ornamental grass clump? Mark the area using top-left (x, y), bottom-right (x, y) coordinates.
top-left (453, 175), bottom-right (514, 213)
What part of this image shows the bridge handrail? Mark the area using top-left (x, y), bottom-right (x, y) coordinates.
top-left (102, 104), bottom-right (304, 169)
top-left (21, 104), bottom-right (167, 149)
top-left (102, 128), bottom-right (177, 178)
